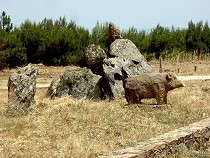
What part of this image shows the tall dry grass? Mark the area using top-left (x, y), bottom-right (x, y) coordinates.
top-left (1, 79), bottom-right (210, 157)
top-left (149, 56), bottom-right (210, 76)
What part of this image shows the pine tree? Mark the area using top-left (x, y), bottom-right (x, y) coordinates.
top-left (0, 11), bottom-right (13, 32)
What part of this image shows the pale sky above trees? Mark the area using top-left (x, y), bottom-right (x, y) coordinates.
top-left (1, 0), bottom-right (210, 30)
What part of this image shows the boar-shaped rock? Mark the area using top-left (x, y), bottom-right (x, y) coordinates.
top-left (124, 73), bottom-right (184, 105)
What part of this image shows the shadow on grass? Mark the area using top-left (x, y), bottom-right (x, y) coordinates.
top-left (121, 102), bottom-right (171, 109)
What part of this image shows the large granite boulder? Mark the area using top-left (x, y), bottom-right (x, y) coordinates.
top-left (46, 67), bottom-right (102, 99)
top-left (109, 22), bottom-right (122, 48)
top-left (109, 39), bottom-right (147, 63)
top-left (80, 44), bottom-right (107, 75)
top-left (7, 64), bottom-right (39, 116)
top-left (103, 57), bottom-right (151, 98)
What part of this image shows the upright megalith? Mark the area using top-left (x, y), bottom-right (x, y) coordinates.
top-left (108, 22), bottom-right (122, 49)
top-left (7, 64), bottom-right (39, 116)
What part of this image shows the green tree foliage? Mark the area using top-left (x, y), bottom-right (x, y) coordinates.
top-left (0, 11), bottom-right (210, 69)
top-left (201, 22), bottom-right (210, 52)
top-left (169, 27), bottom-right (186, 51)
top-left (19, 20), bottom-right (43, 63)
top-left (40, 18), bottom-right (90, 65)
top-left (186, 21), bottom-right (210, 54)
top-left (0, 11), bottom-right (13, 32)
top-left (0, 11), bottom-right (26, 69)
top-left (19, 17), bottom-right (90, 66)
top-left (148, 24), bottom-right (171, 57)
top-left (0, 38), bottom-right (7, 70)
top-left (4, 29), bottom-right (27, 68)
top-left (91, 21), bottom-right (109, 52)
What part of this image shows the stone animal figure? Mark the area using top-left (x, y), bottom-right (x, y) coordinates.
top-left (123, 72), bottom-right (184, 104)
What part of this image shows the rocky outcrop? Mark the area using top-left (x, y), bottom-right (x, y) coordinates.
top-left (109, 39), bottom-right (147, 63)
top-left (7, 64), bottom-right (39, 116)
top-left (46, 22), bottom-right (151, 100)
top-left (46, 67), bottom-right (102, 99)
top-left (103, 37), bottom-right (151, 99)
top-left (103, 57), bottom-right (151, 98)
top-left (109, 22), bottom-right (122, 48)
top-left (80, 44), bottom-right (107, 75)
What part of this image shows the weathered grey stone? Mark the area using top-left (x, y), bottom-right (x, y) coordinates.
top-left (7, 64), bottom-right (39, 115)
top-left (46, 67), bottom-right (102, 99)
top-left (109, 39), bottom-right (148, 63)
top-left (46, 78), bottom-right (61, 99)
top-left (103, 57), bottom-right (151, 98)
top-left (80, 44), bottom-right (107, 75)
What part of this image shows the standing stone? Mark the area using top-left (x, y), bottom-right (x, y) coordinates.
top-left (46, 67), bottom-right (103, 100)
top-left (109, 22), bottom-right (122, 49)
top-left (7, 64), bottom-right (39, 115)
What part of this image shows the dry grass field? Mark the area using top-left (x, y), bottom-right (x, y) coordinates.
top-left (1, 59), bottom-right (210, 157)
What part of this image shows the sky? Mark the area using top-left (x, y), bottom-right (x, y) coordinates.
top-left (1, 0), bottom-right (210, 31)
